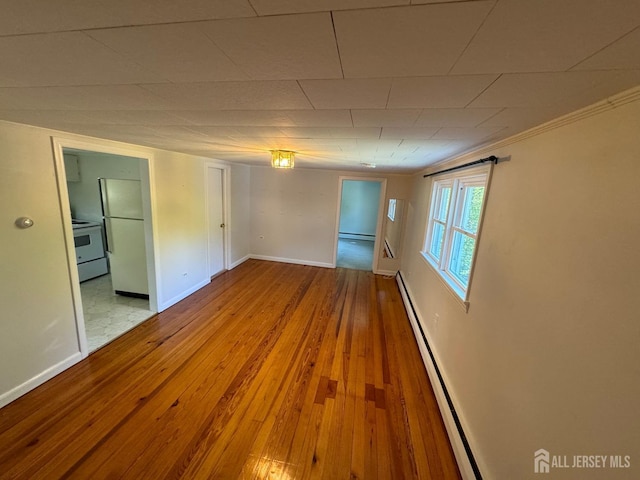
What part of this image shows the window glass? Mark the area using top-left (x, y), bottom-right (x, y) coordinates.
top-left (459, 186), bottom-right (484, 233)
top-left (429, 222), bottom-right (445, 260)
top-left (448, 231), bottom-right (475, 287)
top-left (436, 187), bottom-right (451, 221)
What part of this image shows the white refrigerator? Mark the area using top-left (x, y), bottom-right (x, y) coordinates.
top-left (99, 178), bottom-right (149, 297)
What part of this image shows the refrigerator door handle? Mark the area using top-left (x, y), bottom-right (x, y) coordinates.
top-left (98, 178), bottom-right (109, 217)
top-left (104, 217), bottom-right (113, 254)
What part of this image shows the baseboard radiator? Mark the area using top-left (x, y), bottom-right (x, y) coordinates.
top-left (338, 232), bottom-right (375, 241)
top-left (396, 271), bottom-right (482, 480)
top-left (384, 238), bottom-right (395, 258)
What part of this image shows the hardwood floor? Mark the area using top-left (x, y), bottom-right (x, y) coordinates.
top-left (0, 260), bottom-right (461, 479)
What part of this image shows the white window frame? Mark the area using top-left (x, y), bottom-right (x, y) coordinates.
top-left (387, 198), bottom-right (397, 221)
top-left (421, 164), bottom-right (492, 308)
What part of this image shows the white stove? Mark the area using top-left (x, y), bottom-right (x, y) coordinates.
top-left (72, 219), bottom-right (101, 229)
top-left (72, 219), bottom-right (108, 281)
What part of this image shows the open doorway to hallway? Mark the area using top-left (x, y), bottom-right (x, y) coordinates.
top-left (336, 179), bottom-right (382, 271)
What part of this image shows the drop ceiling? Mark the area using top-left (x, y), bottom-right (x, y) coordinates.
top-left (1, 0), bottom-right (639, 172)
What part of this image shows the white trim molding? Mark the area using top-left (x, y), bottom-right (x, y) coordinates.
top-left (0, 353), bottom-right (82, 408)
top-left (251, 255), bottom-right (334, 269)
top-left (158, 278), bottom-right (210, 312)
top-left (229, 254), bottom-right (251, 270)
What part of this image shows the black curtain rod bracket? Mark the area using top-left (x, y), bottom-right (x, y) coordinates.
top-left (423, 155), bottom-right (499, 178)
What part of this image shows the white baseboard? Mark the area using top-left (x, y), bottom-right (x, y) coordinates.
top-left (396, 271), bottom-right (480, 480)
top-left (374, 269), bottom-right (398, 276)
top-left (0, 352), bottom-right (82, 408)
top-left (158, 278), bottom-right (210, 312)
top-left (250, 254), bottom-right (334, 269)
top-left (229, 254), bottom-right (251, 270)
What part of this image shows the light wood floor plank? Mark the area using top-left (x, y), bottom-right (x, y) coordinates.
top-left (0, 261), bottom-right (460, 479)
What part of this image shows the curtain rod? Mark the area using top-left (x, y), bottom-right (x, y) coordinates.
top-left (423, 155), bottom-right (499, 178)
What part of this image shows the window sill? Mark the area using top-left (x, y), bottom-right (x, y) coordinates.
top-left (419, 251), bottom-right (470, 313)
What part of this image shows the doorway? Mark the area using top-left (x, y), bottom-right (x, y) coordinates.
top-left (334, 178), bottom-right (386, 272)
top-left (206, 163), bottom-right (229, 278)
top-left (53, 139), bottom-right (158, 357)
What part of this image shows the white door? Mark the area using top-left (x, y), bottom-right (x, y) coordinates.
top-left (207, 167), bottom-right (225, 277)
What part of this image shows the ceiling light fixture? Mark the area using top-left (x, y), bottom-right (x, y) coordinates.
top-left (271, 150), bottom-right (295, 169)
top-left (360, 162), bottom-right (376, 169)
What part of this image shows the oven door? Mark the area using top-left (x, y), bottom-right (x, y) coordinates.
top-left (73, 226), bottom-right (104, 264)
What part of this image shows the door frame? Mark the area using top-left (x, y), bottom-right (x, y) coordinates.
top-left (51, 137), bottom-right (160, 358)
top-left (204, 161), bottom-right (231, 276)
top-left (333, 176), bottom-right (387, 273)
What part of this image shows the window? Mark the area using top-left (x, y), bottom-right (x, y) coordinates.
top-left (422, 166), bottom-right (490, 303)
top-left (387, 198), bottom-right (397, 221)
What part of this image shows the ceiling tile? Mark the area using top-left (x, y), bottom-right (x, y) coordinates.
top-left (397, 139), bottom-right (457, 152)
top-left (281, 110), bottom-right (354, 127)
top-left (0, 32), bottom-right (161, 87)
top-left (380, 127), bottom-right (438, 139)
top-left (172, 109), bottom-right (353, 127)
top-left (414, 108), bottom-right (501, 127)
top-left (294, 138), bottom-right (360, 147)
top-left (411, 0), bottom-right (474, 3)
top-left (2, 109), bottom-right (193, 127)
top-left (279, 127), bottom-right (382, 138)
top-left (250, 0), bottom-right (408, 16)
top-left (432, 126), bottom-right (505, 140)
top-left (342, 138), bottom-right (400, 152)
top-left (194, 137), bottom-right (286, 152)
top-left (333, 2), bottom-right (494, 77)
top-left (452, 0), bottom-right (640, 74)
top-left (299, 79), bottom-right (393, 109)
top-left (573, 27), bottom-right (640, 71)
top-left (351, 109), bottom-right (421, 127)
top-left (469, 70), bottom-right (640, 108)
top-left (77, 110), bottom-right (193, 126)
top-left (0, 85), bottom-right (169, 110)
top-left (199, 13), bottom-right (342, 80)
top-left (0, 0), bottom-right (255, 36)
top-left (387, 75), bottom-right (498, 108)
top-left (477, 107), bottom-right (570, 130)
top-left (87, 24), bottom-right (249, 83)
top-left (186, 126), bottom-right (290, 137)
top-left (142, 125), bottom-right (211, 140)
top-left (107, 0), bottom-right (257, 23)
top-left (141, 81), bottom-right (312, 110)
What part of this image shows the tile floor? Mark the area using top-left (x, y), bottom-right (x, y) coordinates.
top-left (80, 274), bottom-right (154, 353)
top-left (336, 238), bottom-right (375, 270)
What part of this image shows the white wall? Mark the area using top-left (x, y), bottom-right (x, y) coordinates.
top-left (338, 179), bottom-right (381, 238)
top-left (400, 94), bottom-right (640, 479)
top-left (150, 149), bottom-right (211, 308)
top-left (66, 151), bottom-right (141, 224)
top-left (0, 121), bottom-right (80, 402)
top-left (0, 119), bottom-right (249, 406)
top-left (249, 166), bottom-right (411, 270)
top-left (229, 163), bottom-right (251, 267)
